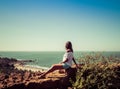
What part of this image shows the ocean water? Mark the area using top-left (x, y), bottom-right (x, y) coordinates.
top-left (0, 51), bottom-right (120, 68)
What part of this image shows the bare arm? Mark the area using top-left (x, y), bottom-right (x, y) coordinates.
top-left (72, 57), bottom-right (79, 68)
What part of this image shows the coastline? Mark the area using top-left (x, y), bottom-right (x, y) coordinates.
top-left (14, 63), bottom-right (48, 72)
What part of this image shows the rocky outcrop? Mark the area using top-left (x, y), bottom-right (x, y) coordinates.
top-left (0, 57), bottom-right (77, 89)
top-left (0, 57), bottom-right (17, 73)
top-left (0, 69), bottom-right (77, 89)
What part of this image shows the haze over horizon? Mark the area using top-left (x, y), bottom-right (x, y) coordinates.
top-left (0, 0), bottom-right (120, 51)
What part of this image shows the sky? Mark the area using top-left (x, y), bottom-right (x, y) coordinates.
top-left (0, 0), bottom-right (120, 51)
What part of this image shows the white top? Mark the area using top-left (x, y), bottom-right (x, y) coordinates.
top-left (62, 52), bottom-right (74, 66)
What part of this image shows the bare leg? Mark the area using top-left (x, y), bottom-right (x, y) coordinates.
top-left (41, 64), bottom-right (63, 77)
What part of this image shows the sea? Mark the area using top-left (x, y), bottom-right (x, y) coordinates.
top-left (0, 51), bottom-right (120, 69)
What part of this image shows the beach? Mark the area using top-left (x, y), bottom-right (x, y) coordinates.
top-left (14, 63), bottom-right (48, 72)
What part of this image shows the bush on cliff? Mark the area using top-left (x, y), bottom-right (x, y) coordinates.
top-left (72, 53), bottom-right (120, 89)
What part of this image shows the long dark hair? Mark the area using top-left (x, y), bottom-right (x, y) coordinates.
top-left (65, 41), bottom-right (73, 52)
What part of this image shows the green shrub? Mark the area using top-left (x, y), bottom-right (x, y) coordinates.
top-left (72, 54), bottom-right (120, 89)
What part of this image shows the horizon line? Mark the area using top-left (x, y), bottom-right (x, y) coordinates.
top-left (0, 50), bottom-right (120, 52)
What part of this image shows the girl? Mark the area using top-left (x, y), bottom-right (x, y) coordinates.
top-left (40, 41), bottom-right (78, 78)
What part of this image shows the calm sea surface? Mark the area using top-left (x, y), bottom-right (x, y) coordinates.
top-left (0, 51), bottom-right (120, 68)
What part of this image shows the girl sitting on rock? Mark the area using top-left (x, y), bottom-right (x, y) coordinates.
top-left (40, 41), bottom-right (78, 78)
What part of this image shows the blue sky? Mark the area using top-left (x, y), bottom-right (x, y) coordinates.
top-left (0, 0), bottom-right (120, 51)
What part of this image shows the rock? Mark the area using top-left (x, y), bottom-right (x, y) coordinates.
top-left (0, 57), bottom-right (77, 89)
top-left (23, 71), bottom-right (31, 80)
top-left (59, 67), bottom-right (77, 89)
top-left (6, 83), bottom-right (25, 89)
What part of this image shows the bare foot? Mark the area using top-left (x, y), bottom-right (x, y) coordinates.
top-left (39, 74), bottom-right (46, 79)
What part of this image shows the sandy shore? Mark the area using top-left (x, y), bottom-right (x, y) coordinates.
top-left (14, 63), bottom-right (48, 72)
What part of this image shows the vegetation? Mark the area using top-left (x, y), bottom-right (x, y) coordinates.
top-left (72, 53), bottom-right (120, 89)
